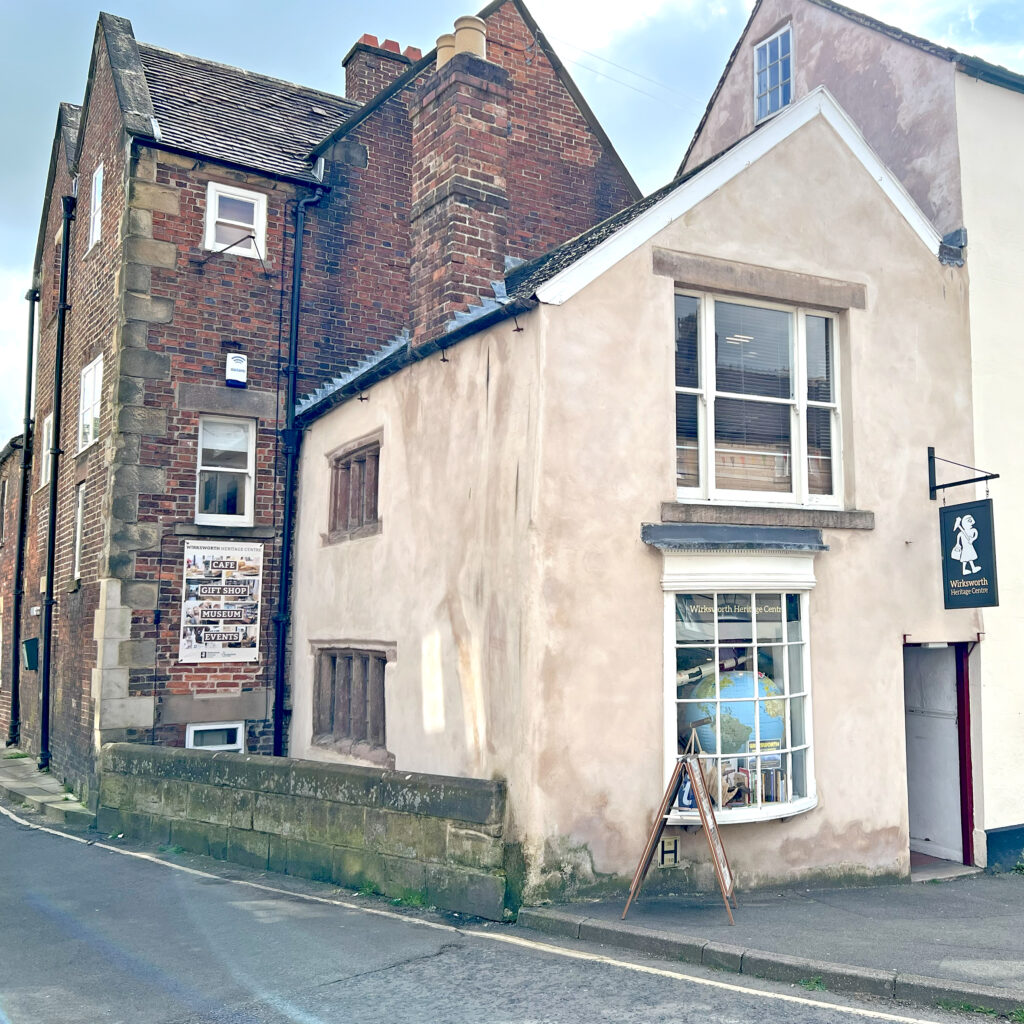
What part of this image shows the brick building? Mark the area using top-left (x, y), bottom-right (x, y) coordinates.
top-left (3, 2), bottom-right (638, 803)
top-left (0, 436), bottom-right (24, 731)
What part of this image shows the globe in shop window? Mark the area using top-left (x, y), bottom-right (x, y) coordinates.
top-left (196, 417), bottom-right (255, 526)
top-left (675, 293), bottom-right (840, 504)
top-left (672, 591), bottom-right (815, 822)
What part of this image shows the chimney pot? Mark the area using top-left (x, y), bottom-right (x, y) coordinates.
top-left (436, 32), bottom-right (455, 68)
top-left (403, 45), bottom-right (422, 61)
top-left (453, 15), bottom-right (487, 59)
top-left (358, 33), bottom-right (379, 47)
top-left (382, 38), bottom-right (401, 53)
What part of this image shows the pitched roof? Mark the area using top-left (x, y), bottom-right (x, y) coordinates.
top-left (32, 103), bottom-right (82, 283)
top-left (310, 0), bottom-right (641, 201)
top-left (517, 88), bottom-right (942, 307)
top-left (137, 44), bottom-right (357, 182)
top-left (678, 0), bottom-right (1024, 177)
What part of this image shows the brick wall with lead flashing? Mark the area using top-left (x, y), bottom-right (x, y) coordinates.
top-left (97, 742), bottom-right (512, 920)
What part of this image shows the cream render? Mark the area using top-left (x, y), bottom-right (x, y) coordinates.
top-left (677, 0), bottom-right (1024, 870)
top-left (955, 73), bottom-right (1024, 837)
top-left (291, 102), bottom-right (979, 898)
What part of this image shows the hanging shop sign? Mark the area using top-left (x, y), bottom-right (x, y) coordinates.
top-left (179, 540), bottom-right (263, 663)
top-left (939, 499), bottom-right (998, 609)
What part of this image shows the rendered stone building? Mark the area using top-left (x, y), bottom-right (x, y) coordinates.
top-left (679, 0), bottom-right (1024, 870)
top-left (288, 85), bottom-right (981, 899)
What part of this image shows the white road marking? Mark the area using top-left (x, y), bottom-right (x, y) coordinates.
top-left (0, 802), bottom-right (945, 1024)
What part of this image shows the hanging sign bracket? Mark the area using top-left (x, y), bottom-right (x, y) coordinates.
top-left (928, 447), bottom-right (999, 501)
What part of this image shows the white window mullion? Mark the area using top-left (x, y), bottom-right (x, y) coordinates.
top-left (704, 298), bottom-right (716, 497)
top-left (794, 312), bottom-right (808, 502)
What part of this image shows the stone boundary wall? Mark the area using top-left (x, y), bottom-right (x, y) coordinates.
top-left (98, 743), bottom-right (511, 920)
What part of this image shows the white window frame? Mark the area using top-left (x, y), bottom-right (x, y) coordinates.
top-left (72, 482), bottom-right (86, 580)
top-left (185, 721), bottom-right (245, 752)
top-left (39, 414), bottom-right (53, 487)
top-left (662, 551), bottom-right (818, 825)
top-left (78, 354), bottom-right (103, 452)
top-left (87, 163), bottom-right (103, 250)
top-left (204, 181), bottom-right (267, 259)
top-left (675, 291), bottom-right (842, 508)
top-left (195, 415), bottom-right (256, 527)
top-left (754, 24), bottom-right (793, 124)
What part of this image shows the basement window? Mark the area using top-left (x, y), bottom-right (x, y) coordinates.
top-left (755, 26), bottom-right (792, 123)
top-left (204, 181), bottom-right (267, 259)
top-left (185, 721), bottom-right (245, 752)
top-left (313, 647), bottom-right (391, 765)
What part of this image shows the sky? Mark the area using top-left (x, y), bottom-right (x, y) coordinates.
top-left (1, 0), bottom-right (1022, 443)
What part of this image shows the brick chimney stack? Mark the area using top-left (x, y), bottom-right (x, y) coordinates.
top-left (409, 16), bottom-right (510, 343)
top-left (343, 34), bottom-right (422, 105)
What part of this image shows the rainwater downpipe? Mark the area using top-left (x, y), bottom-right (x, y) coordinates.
top-left (6, 287), bottom-right (39, 747)
top-left (272, 187), bottom-right (322, 757)
top-left (38, 195), bottom-right (76, 771)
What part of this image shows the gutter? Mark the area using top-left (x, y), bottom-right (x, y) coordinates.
top-left (294, 295), bottom-right (536, 428)
top-left (6, 289), bottom-right (39, 747)
top-left (272, 187), bottom-right (322, 757)
top-left (38, 195), bottom-right (76, 772)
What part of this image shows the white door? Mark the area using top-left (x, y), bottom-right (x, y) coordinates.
top-left (903, 647), bottom-right (962, 862)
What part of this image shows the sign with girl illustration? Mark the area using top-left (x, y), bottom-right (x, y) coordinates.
top-left (939, 499), bottom-right (999, 609)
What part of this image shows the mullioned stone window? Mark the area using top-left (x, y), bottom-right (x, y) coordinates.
top-left (313, 647), bottom-right (392, 767)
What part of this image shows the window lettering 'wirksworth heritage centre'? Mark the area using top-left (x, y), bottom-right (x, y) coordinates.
top-left (1, 1), bottom-right (1023, 1019)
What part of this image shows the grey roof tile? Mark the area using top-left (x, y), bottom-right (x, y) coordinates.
top-left (137, 44), bottom-right (358, 182)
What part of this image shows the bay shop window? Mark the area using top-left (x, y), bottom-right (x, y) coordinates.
top-left (660, 553), bottom-right (819, 824)
top-left (675, 293), bottom-right (840, 504)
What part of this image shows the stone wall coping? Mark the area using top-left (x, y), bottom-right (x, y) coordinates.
top-left (100, 743), bottom-right (506, 826)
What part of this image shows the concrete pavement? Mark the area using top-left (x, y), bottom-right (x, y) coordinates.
top-left (518, 872), bottom-right (1024, 1016)
top-left (0, 751), bottom-right (93, 828)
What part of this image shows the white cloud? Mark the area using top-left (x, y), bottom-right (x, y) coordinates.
top-left (529, 0), bottom-right (1023, 74)
top-left (528, 0), bottom-right (743, 54)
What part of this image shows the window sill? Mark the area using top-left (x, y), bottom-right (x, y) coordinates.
top-left (77, 439), bottom-right (100, 458)
top-left (201, 244), bottom-right (266, 262)
top-left (322, 520), bottom-right (382, 545)
top-left (176, 523), bottom-right (274, 539)
top-left (671, 794), bottom-right (817, 826)
top-left (312, 734), bottom-right (394, 769)
top-left (662, 502), bottom-right (874, 531)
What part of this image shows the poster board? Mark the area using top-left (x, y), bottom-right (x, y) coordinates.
top-left (179, 541), bottom-right (263, 663)
top-left (623, 756), bottom-right (737, 924)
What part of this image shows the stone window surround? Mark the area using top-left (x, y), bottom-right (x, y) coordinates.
top-left (324, 429), bottom-right (383, 545)
top-left (657, 248), bottom-right (867, 514)
top-left (310, 639), bottom-right (396, 769)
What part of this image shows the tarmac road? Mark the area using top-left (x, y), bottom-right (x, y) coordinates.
top-left (0, 808), bottom-right (970, 1024)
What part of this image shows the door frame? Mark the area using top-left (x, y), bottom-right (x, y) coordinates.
top-left (954, 642), bottom-right (975, 866)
